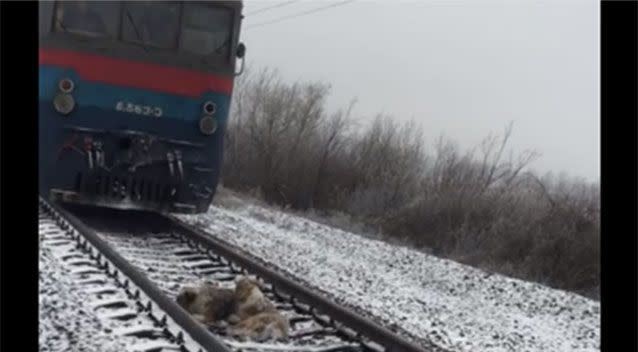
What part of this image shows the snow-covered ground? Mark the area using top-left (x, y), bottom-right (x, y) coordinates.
top-left (40, 227), bottom-right (129, 352)
top-left (39, 215), bottom-right (202, 352)
top-left (180, 189), bottom-right (600, 352)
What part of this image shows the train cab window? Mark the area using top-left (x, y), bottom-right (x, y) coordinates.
top-left (53, 1), bottom-right (118, 38)
top-left (179, 4), bottom-right (233, 57)
top-left (122, 1), bottom-right (180, 49)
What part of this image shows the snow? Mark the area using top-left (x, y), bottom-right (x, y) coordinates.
top-left (180, 191), bottom-right (600, 352)
top-left (39, 216), bottom-right (204, 352)
top-left (94, 230), bottom-right (364, 351)
top-left (39, 188), bottom-right (599, 352)
top-left (39, 226), bottom-right (131, 352)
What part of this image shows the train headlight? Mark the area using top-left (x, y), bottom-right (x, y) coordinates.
top-left (199, 115), bottom-right (217, 135)
top-left (53, 93), bottom-right (75, 115)
top-left (202, 101), bottom-right (216, 115)
top-left (58, 78), bottom-right (75, 93)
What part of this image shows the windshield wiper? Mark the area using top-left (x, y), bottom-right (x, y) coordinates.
top-left (212, 37), bottom-right (231, 54)
top-left (125, 9), bottom-right (149, 53)
top-left (54, 16), bottom-right (69, 34)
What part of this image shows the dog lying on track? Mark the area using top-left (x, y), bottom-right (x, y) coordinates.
top-left (175, 276), bottom-right (289, 341)
top-left (228, 276), bottom-right (290, 341)
top-left (176, 281), bottom-right (237, 324)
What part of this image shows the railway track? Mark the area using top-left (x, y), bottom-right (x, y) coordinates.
top-left (41, 197), bottom-right (429, 352)
top-left (39, 201), bottom-right (209, 352)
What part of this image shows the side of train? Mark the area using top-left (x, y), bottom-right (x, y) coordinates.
top-left (38, 1), bottom-right (245, 214)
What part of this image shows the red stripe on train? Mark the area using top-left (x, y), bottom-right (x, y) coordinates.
top-left (39, 48), bottom-right (233, 97)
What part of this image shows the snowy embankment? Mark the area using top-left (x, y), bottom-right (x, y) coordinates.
top-left (180, 190), bottom-right (600, 352)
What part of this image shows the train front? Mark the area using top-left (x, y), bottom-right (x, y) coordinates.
top-left (39, 1), bottom-right (244, 213)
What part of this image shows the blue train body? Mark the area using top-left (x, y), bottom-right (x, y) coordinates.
top-left (39, 1), bottom-right (244, 213)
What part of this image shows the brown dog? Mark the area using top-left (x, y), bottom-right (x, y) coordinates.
top-left (176, 282), bottom-right (237, 325)
top-left (176, 277), bottom-right (290, 340)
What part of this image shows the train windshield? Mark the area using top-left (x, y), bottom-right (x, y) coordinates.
top-left (180, 3), bottom-right (233, 57)
top-left (52, 1), bottom-right (235, 58)
top-left (54, 1), bottom-right (119, 38)
top-left (122, 1), bottom-right (180, 49)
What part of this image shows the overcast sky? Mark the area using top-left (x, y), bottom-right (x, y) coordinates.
top-left (238, 0), bottom-right (599, 182)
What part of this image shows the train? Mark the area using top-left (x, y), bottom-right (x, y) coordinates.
top-left (38, 1), bottom-right (245, 214)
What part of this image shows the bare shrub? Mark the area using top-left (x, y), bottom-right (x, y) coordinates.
top-left (344, 115), bottom-right (427, 217)
top-left (223, 68), bottom-right (355, 209)
top-left (222, 67), bottom-right (600, 299)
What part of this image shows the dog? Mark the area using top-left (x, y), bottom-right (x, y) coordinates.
top-left (231, 276), bottom-right (277, 321)
top-left (176, 281), bottom-right (237, 325)
top-left (228, 276), bottom-right (289, 340)
top-left (176, 276), bottom-right (290, 341)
